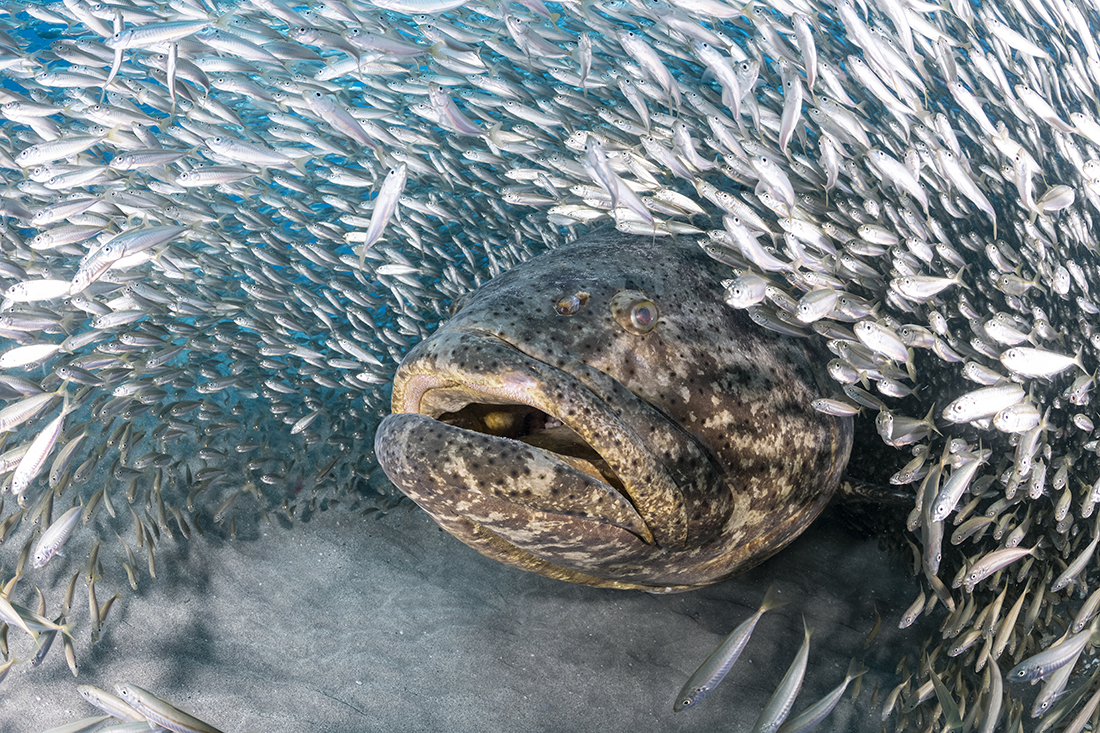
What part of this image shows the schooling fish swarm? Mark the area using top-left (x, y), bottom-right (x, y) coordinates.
top-left (0, 0), bottom-right (1097, 726)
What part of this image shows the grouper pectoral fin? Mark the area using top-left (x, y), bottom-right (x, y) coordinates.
top-left (374, 412), bottom-right (654, 543)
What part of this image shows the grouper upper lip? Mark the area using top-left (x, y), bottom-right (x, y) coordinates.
top-left (384, 329), bottom-right (732, 551)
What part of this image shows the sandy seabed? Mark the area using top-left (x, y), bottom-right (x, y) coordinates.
top-left (9, 501), bottom-right (924, 733)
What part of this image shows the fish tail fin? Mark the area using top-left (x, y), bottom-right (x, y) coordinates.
top-left (58, 385), bottom-right (72, 416)
top-left (927, 660), bottom-right (962, 730)
top-left (845, 657), bottom-right (867, 682)
top-left (58, 311), bottom-right (80, 337)
top-left (923, 402), bottom-right (942, 436)
top-left (954, 263), bottom-right (972, 291)
top-left (806, 9), bottom-right (823, 34)
top-left (760, 583), bottom-right (788, 612)
top-left (1074, 344), bottom-right (1087, 374)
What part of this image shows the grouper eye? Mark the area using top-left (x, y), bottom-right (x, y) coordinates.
top-left (610, 290), bottom-right (658, 335)
top-left (555, 290), bottom-right (590, 316)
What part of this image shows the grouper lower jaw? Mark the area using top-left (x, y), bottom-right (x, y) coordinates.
top-left (373, 415), bottom-right (692, 591)
top-left (374, 411), bottom-right (656, 545)
top-left (375, 408), bottom-right (828, 592)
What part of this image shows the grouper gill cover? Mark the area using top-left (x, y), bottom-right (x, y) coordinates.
top-left (0, 0), bottom-right (1097, 725)
top-left (376, 230), bottom-right (852, 590)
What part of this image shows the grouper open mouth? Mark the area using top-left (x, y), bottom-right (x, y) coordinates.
top-left (374, 324), bottom-right (750, 589)
top-left (402, 370), bottom-right (630, 503)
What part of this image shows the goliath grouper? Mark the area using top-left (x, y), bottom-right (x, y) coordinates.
top-left (375, 229), bottom-right (853, 592)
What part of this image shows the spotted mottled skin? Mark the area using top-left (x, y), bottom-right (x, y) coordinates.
top-left (375, 230), bottom-right (853, 592)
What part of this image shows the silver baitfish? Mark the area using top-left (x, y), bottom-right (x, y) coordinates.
top-left (674, 584), bottom-right (788, 712)
top-left (0, 0), bottom-right (1098, 726)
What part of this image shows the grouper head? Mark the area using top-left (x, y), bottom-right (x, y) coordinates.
top-left (375, 229), bottom-right (853, 592)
